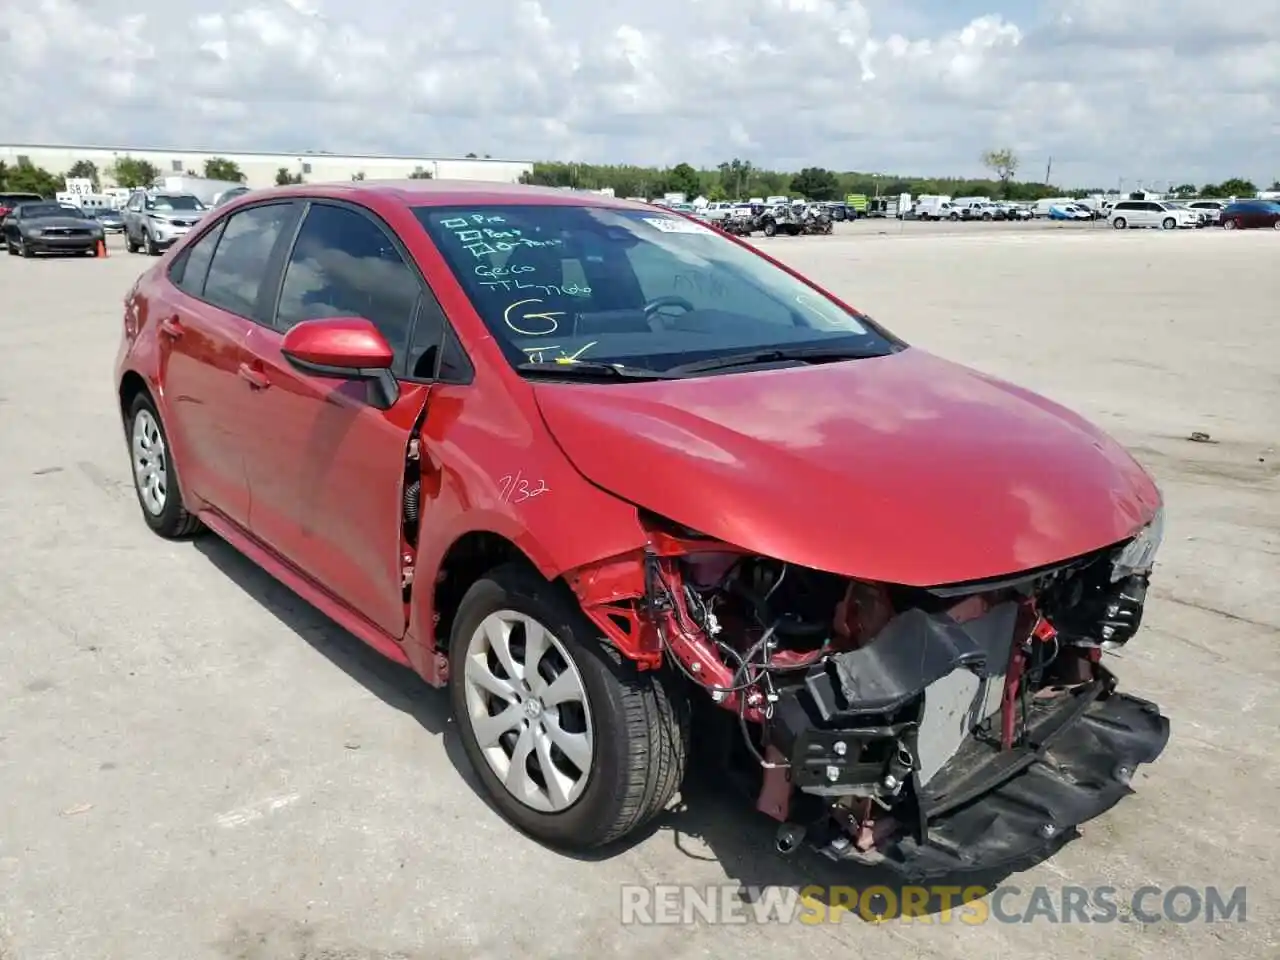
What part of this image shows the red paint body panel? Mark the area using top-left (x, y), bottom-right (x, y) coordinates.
top-left (239, 325), bottom-right (426, 638)
top-left (532, 348), bottom-right (1161, 586)
top-left (149, 283), bottom-right (257, 525)
top-left (115, 180), bottom-right (1162, 687)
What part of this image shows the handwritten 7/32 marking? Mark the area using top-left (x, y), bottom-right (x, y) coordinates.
top-left (498, 470), bottom-right (549, 505)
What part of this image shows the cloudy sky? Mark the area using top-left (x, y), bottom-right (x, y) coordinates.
top-left (1, 0), bottom-right (1276, 185)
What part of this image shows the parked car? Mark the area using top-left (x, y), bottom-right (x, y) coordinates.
top-left (213, 185), bottom-right (252, 208)
top-left (114, 181), bottom-right (1169, 875)
top-left (1107, 200), bottom-right (1199, 230)
top-left (1220, 199), bottom-right (1280, 230)
top-left (1048, 204), bottom-right (1091, 221)
top-left (0, 191), bottom-right (45, 226)
top-left (92, 208), bottom-right (125, 233)
top-left (1185, 200), bottom-right (1227, 225)
top-left (121, 189), bottom-right (209, 255)
top-left (2, 200), bottom-right (105, 257)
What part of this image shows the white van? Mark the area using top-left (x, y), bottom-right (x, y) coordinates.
top-left (1107, 200), bottom-right (1200, 230)
top-left (913, 196), bottom-right (953, 220)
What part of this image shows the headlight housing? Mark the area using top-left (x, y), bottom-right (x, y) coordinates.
top-left (1111, 506), bottom-right (1164, 582)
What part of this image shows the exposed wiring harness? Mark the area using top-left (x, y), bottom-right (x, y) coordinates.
top-left (645, 554), bottom-right (817, 769)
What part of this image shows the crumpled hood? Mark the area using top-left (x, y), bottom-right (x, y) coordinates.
top-left (532, 348), bottom-right (1160, 586)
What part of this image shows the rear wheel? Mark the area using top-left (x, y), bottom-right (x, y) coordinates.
top-left (1112, 217), bottom-right (1127, 230)
top-left (449, 563), bottom-right (690, 850)
top-left (1223, 218), bottom-right (1237, 230)
top-left (1272, 220), bottom-right (1280, 230)
top-left (125, 393), bottom-right (204, 538)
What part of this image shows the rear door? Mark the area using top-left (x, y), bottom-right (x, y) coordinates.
top-left (238, 199), bottom-right (435, 637)
top-left (154, 201), bottom-right (303, 526)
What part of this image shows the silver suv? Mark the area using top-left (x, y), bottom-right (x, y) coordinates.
top-left (122, 190), bottom-right (208, 255)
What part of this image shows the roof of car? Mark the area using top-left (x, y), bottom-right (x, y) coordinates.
top-left (256, 179), bottom-right (654, 211)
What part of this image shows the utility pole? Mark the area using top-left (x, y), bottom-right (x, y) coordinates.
top-left (1044, 157), bottom-right (1053, 184)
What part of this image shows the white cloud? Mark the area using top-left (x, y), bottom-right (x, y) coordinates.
top-left (0, 0), bottom-right (1276, 185)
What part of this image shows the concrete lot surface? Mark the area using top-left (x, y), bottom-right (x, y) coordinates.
top-left (1, 226), bottom-right (1277, 959)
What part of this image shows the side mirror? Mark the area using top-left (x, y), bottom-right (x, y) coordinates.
top-left (280, 316), bottom-right (400, 409)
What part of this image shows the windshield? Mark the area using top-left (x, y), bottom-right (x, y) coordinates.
top-left (412, 204), bottom-right (896, 375)
top-left (146, 194), bottom-right (205, 211)
top-left (19, 203), bottom-right (71, 218)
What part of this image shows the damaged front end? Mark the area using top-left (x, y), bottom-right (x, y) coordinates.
top-left (570, 508), bottom-right (1170, 878)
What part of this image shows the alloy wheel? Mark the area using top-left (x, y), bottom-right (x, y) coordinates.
top-left (461, 610), bottom-right (594, 813)
top-left (131, 408), bottom-right (168, 516)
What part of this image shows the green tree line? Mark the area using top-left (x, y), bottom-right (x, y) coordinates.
top-left (1, 149), bottom-right (1272, 202)
top-left (0, 155), bottom-right (249, 195)
top-left (520, 150), bottom-right (1276, 203)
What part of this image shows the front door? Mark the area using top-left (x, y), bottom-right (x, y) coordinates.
top-left (240, 200), bottom-right (431, 638)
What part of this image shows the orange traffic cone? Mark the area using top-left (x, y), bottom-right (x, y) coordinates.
top-left (96, 239), bottom-right (107, 258)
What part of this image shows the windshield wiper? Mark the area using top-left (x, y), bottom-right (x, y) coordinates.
top-left (516, 360), bottom-right (678, 380)
top-left (665, 345), bottom-right (886, 376)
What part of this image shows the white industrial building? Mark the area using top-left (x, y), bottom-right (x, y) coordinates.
top-left (0, 143), bottom-right (533, 189)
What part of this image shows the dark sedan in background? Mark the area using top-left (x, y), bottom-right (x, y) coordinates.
top-left (1221, 200), bottom-right (1280, 230)
top-left (92, 208), bottom-right (125, 233)
top-left (3, 201), bottom-right (106, 257)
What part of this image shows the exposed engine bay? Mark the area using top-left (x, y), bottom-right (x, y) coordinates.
top-left (581, 510), bottom-right (1170, 877)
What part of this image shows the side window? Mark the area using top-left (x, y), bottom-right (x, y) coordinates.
top-left (405, 288), bottom-right (474, 382)
top-left (624, 243), bottom-right (793, 326)
top-left (203, 203), bottom-right (296, 320)
top-left (170, 222), bottom-right (226, 297)
top-left (127, 194), bottom-right (142, 212)
top-left (275, 203), bottom-right (421, 370)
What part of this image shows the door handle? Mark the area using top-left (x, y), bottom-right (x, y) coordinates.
top-left (158, 316), bottom-right (183, 339)
top-left (237, 362), bottom-right (271, 390)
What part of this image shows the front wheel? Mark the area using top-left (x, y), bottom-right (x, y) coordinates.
top-left (1161, 217), bottom-right (1176, 230)
top-left (450, 563), bottom-right (690, 850)
top-left (1272, 220), bottom-right (1280, 230)
top-left (145, 230), bottom-right (160, 256)
top-left (1223, 218), bottom-right (1237, 230)
top-left (125, 230), bottom-right (140, 253)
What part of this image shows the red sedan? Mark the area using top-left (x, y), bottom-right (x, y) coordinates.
top-left (115, 180), bottom-right (1169, 876)
top-left (1221, 199), bottom-right (1280, 230)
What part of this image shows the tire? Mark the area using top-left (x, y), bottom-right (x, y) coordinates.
top-left (1161, 217), bottom-right (1176, 230)
top-left (1272, 220), bottom-right (1280, 230)
top-left (6, 239), bottom-right (15, 256)
top-left (1112, 217), bottom-right (1127, 230)
top-left (126, 230), bottom-right (140, 253)
top-left (145, 230), bottom-right (160, 256)
top-left (125, 392), bottom-right (204, 539)
top-left (1223, 219), bottom-right (1237, 230)
top-left (449, 562), bottom-right (690, 851)
top-left (762, 220), bottom-right (777, 237)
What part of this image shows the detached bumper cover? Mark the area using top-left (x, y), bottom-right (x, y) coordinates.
top-left (816, 684), bottom-right (1169, 878)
